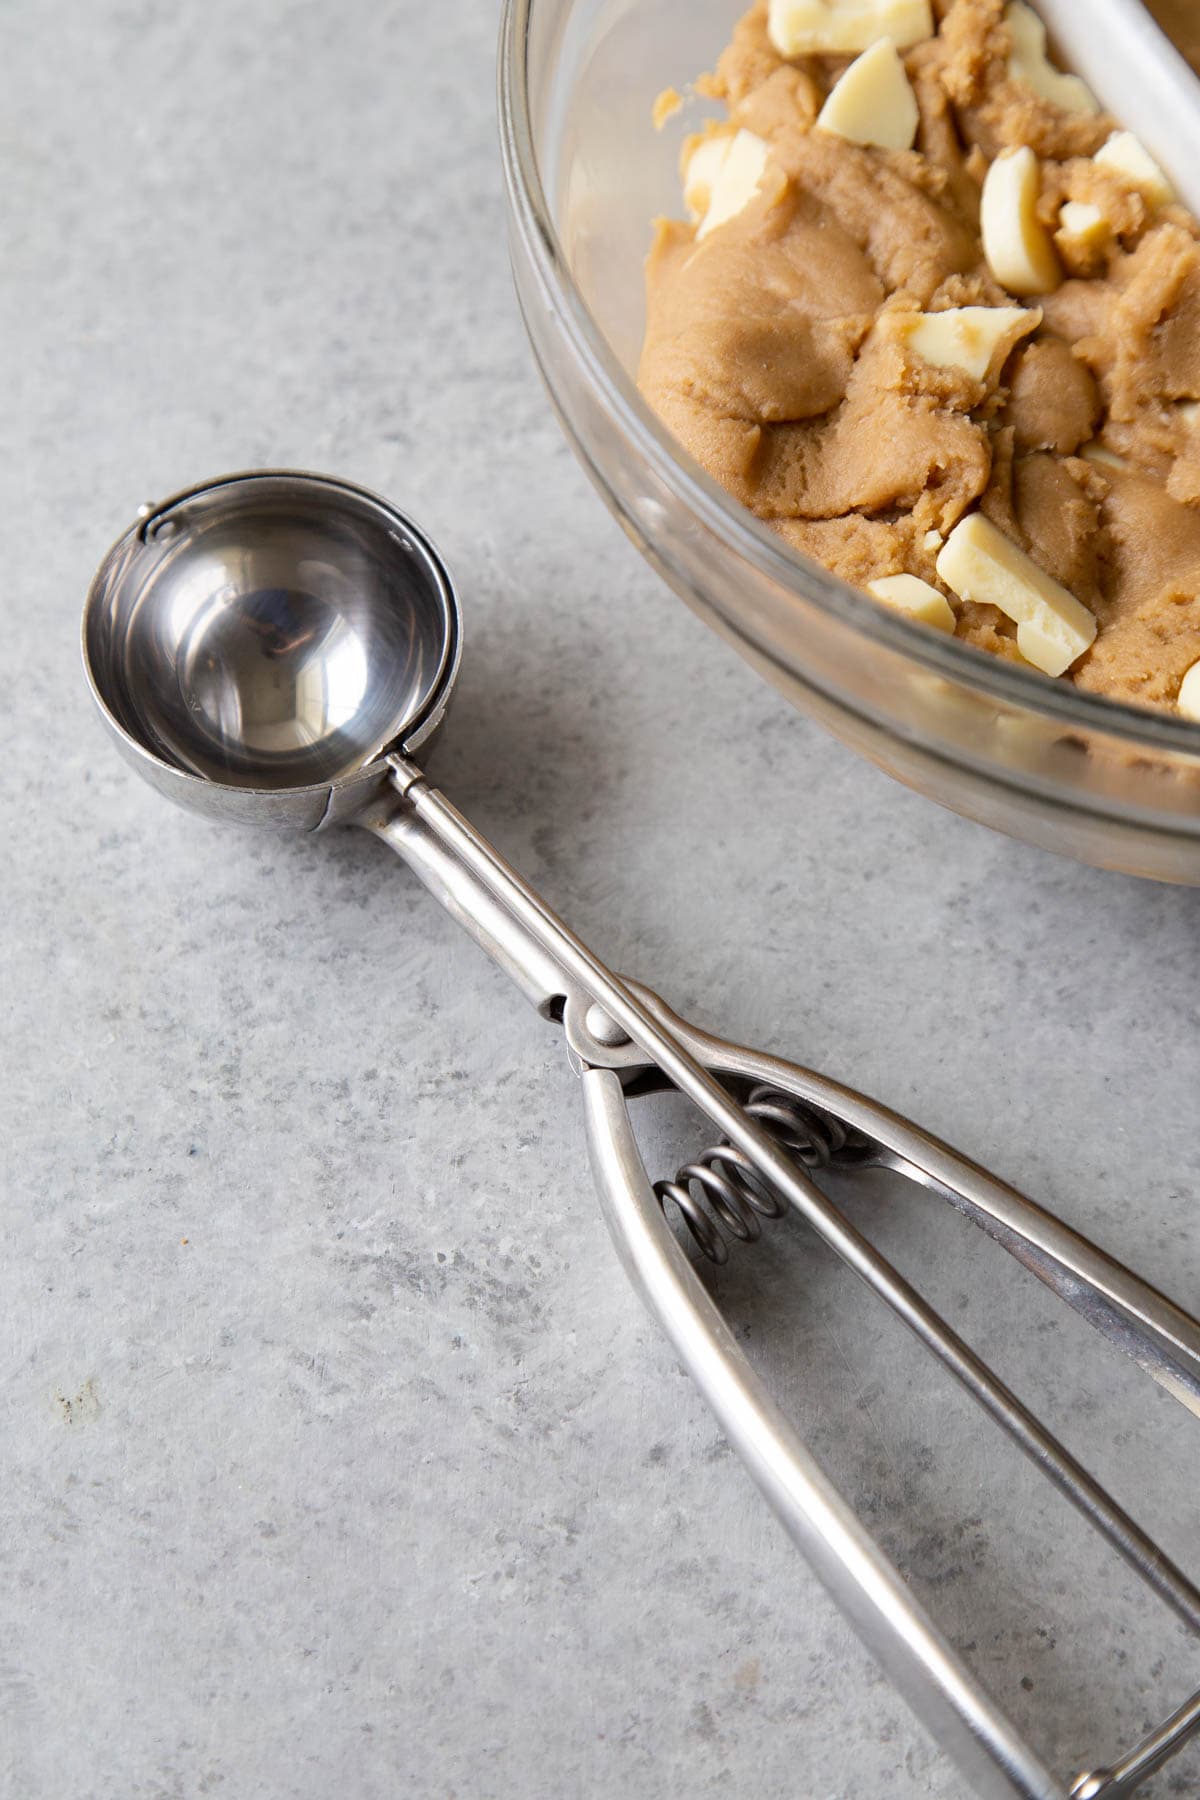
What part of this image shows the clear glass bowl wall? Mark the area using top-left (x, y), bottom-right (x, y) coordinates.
top-left (500, 0), bottom-right (1200, 882)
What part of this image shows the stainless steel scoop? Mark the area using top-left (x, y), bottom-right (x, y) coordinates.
top-left (83, 469), bottom-right (1200, 1800)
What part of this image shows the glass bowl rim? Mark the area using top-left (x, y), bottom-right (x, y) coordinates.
top-left (497, 0), bottom-right (1200, 762)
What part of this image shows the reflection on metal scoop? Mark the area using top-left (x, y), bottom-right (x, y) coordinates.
top-left (83, 471), bottom-right (1200, 1800)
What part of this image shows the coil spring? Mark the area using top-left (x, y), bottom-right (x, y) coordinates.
top-left (654, 1085), bottom-right (851, 1265)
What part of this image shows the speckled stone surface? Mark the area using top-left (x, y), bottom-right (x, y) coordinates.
top-left (4, 4), bottom-right (1200, 1797)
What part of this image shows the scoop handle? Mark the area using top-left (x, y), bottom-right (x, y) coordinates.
top-left (363, 758), bottom-right (1200, 1797)
top-left (363, 795), bottom-right (572, 1017)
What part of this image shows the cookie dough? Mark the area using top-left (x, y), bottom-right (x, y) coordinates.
top-left (639, 0), bottom-right (1200, 712)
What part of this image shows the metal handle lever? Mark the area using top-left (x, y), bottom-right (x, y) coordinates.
top-left (580, 1016), bottom-right (1200, 1800)
top-left (582, 1064), bottom-right (1070, 1800)
top-left (621, 988), bottom-right (1200, 1420)
top-left (365, 765), bottom-right (1200, 1798)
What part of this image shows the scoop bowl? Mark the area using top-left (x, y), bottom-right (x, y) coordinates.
top-left (82, 470), bottom-right (462, 830)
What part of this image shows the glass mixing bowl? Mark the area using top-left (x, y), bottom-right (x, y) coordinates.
top-left (498, 0), bottom-right (1200, 882)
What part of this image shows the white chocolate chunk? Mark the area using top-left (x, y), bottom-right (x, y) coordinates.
top-left (1081, 441), bottom-right (1129, 470)
top-left (1004, 2), bottom-right (1098, 116)
top-left (1179, 400), bottom-right (1200, 430)
top-left (1178, 662), bottom-right (1200, 722)
top-left (923, 528), bottom-right (944, 552)
top-left (937, 513), bottom-right (1096, 676)
top-left (696, 131), bottom-right (771, 240)
top-left (893, 305), bottom-right (1036, 381)
top-left (768, 0), bottom-right (933, 56)
top-left (683, 133), bottom-right (735, 221)
top-left (1015, 620), bottom-right (1077, 675)
top-left (816, 38), bottom-right (919, 150)
top-left (1056, 200), bottom-right (1110, 254)
top-left (868, 574), bottom-right (956, 632)
top-left (1095, 130), bottom-right (1175, 210)
top-left (981, 146), bottom-right (1061, 297)
top-left (1055, 135), bottom-right (1175, 251)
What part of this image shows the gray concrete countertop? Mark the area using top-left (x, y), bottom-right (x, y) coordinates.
top-left (4, 4), bottom-right (1200, 1796)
